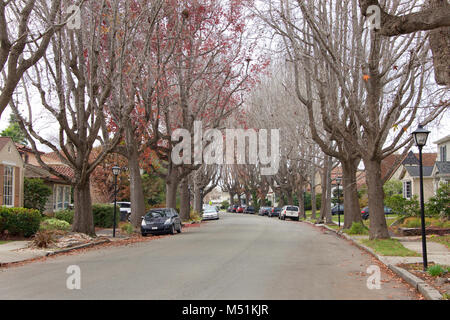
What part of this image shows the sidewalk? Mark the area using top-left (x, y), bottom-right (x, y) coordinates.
top-left (0, 241), bottom-right (48, 264)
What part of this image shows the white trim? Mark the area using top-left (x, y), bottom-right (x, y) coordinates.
top-left (2, 161), bottom-right (17, 166)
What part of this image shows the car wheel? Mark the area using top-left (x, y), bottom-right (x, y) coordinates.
top-left (170, 224), bottom-right (176, 235)
top-left (177, 224), bottom-right (182, 233)
top-left (141, 232), bottom-right (147, 237)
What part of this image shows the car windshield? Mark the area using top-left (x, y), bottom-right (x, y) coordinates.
top-left (287, 206), bottom-right (298, 211)
top-left (146, 210), bottom-right (166, 218)
top-left (119, 203), bottom-right (131, 208)
top-left (204, 209), bottom-right (216, 213)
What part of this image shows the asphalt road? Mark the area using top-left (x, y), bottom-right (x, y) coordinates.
top-left (0, 213), bottom-right (417, 299)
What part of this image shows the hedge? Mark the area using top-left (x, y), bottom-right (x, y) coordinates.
top-left (0, 207), bottom-right (42, 237)
top-left (53, 204), bottom-right (119, 228)
top-left (39, 218), bottom-right (71, 232)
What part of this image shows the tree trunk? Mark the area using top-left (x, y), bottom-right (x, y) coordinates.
top-left (72, 179), bottom-right (95, 236)
top-left (165, 167), bottom-right (179, 209)
top-left (229, 192), bottom-right (234, 205)
top-left (364, 158), bottom-right (390, 239)
top-left (179, 178), bottom-right (190, 221)
top-left (194, 182), bottom-right (203, 213)
top-left (342, 158), bottom-right (363, 229)
top-left (297, 186), bottom-right (306, 219)
top-left (128, 147), bottom-right (146, 229)
top-left (286, 191), bottom-right (293, 205)
top-left (310, 171), bottom-right (317, 220)
top-left (324, 156), bottom-right (333, 224)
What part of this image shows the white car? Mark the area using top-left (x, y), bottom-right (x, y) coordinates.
top-left (279, 205), bottom-right (300, 221)
top-left (202, 206), bottom-right (219, 220)
top-left (115, 202), bottom-right (131, 221)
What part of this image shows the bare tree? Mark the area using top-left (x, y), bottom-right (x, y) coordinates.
top-left (11, 0), bottom-right (140, 235)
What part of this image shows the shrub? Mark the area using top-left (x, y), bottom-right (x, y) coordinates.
top-left (190, 210), bottom-right (202, 222)
top-left (54, 210), bottom-right (74, 224)
top-left (120, 222), bottom-right (134, 235)
top-left (0, 207), bottom-right (42, 237)
top-left (93, 204), bottom-right (120, 228)
top-left (23, 178), bottom-right (52, 213)
top-left (40, 218), bottom-right (71, 232)
top-left (426, 183), bottom-right (450, 219)
top-left (344, 222), bottom-right (369, 235)
top-left (427, 264), bottom-right (447, 277)
top-left (32, 230), bottom-right (55, 248)
top-left (221, 200), bottom-right (229, 210)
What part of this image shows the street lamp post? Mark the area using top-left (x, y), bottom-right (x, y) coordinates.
top-left (412, 124), bottom-right (430, 271)
top-left (336, 177), bottom-right (342, 227)
top-left (112, 166), bottom-right (121, 238)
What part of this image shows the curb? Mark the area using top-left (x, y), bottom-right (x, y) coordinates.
top-left (45, 239), bottom-right (111, 257)
top-left (304, 220), bottom-right (443, 300)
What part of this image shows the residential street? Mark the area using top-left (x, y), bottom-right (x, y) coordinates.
top-left (0, 213), bottom-right (418, 300)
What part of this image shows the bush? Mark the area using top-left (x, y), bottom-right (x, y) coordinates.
top-left (220, 200), bottom-right (229, 210)
top-left (0, 207), bottom-right (42, 237)
top-left (427, 264), bottom-right (447, 277)
top-left (40, 218), bottom-right (71, 232)
top-left (385, 194), bottom-right (420, 217)
top-left (120, 222), bottom-right (134, 235)
top-left (344, 222), bottom-right (369, 235)
top-left (32, 230), bottom-right (55, 248)
top-left (93, 204), bottom-right (120, 228)
top-left (23, 178), bottom-right (52, 213)
top-left (426, 183), bottom-right (450, 219)
top-left (190, 210), bottom-right (202, 222)
top-left (54, 210), bottom-right (74, 224)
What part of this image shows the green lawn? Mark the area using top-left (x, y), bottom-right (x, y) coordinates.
top-left (0, 241), bottom-right (11, 245)
top-left (360, 239), bottom-right (420, 257)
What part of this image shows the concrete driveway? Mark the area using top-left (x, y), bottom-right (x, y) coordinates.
top-left (0, 213), bottom-right (418, 299)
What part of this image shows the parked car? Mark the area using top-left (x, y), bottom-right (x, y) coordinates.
top-left (244, 206), bottom-right (255, 214)
top-left (331, 204), bottom-right (344, 215)
top-left (202, 207), bottom-right (219, 220)
top-left (258, 207), bottom-right (272, 216)
top-left (268, 207), bottom-right (281, 217)
top-left (361, 206), bottom-right (393, 220)
top-left (114, 201), bottom-right (131, 221)
top-left (230, 205), bottom-right (239, 213)
top-left (279, 205), bottom-right (300, 221)
top-left (141, 208), bottom-right (182, 236)
top-left (236, 206), bottom-right (246, 213)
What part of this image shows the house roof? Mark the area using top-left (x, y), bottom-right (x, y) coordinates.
top-left (25, 164), bottom-right (73, 183)
top-left (433, 135), bottom-right (450, 145)
top-left (382, 152), bottom-right (437, 181)
top-left (404, 166), bottom-right (434, 177)
top-left (434, 162), bottom-right (450, 175)
top-left (0, 137), bottom-right (12, 152)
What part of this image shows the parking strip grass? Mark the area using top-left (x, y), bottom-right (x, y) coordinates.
top-left (360, 238), bottom-right (420, 257)
top-left (0, 241), bottom-right (11, 245)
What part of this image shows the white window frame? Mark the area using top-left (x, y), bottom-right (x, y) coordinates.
top-left (54, 185), bottom-right (71, 211)
top-left (403, 181), bottom-right (412, 199)
top-left (3, 165), bottom-right (14, 207)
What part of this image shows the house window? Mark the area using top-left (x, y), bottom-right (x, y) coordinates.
top-left (403, 181), bottom-right (411, 199)
top-left (54, 185), bottom-right (71, 210)
top-left (3, 166), bottom-right (14, 206)
top-left (440, 145), bottom-right (447, 162)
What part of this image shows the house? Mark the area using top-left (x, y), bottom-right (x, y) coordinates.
top-left (431, 135), bottom-right (450, 191)
top-left (0, 137), bottom-right (24, 207)
top-left (18, 146), bottom-right (73, 213)
top-left (397, 151), bottom-right (437, 202)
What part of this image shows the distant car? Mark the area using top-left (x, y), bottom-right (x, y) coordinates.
top-left (202, 207), bottom-right (219, 220)
top-left (268, 207), bottom-right (281, 217)
top-left (236, 206), bottom-right (245, 213)
top-left (361, 206), bottom-right (393, 220)
top-left (279, 205), bottom-right (300, 221)
top-left (230, 205), bottom-right (239, 213)
top-left (331, 204), bottom-right (344, 215)
top-left (115, 201), bottom-right (131, 221)
top-left (244, 206), bottom-right (255, 214)
top-left (258, 207), bottom-right (271, 216)
top-left (141, 208), bottom-right (182, 236)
